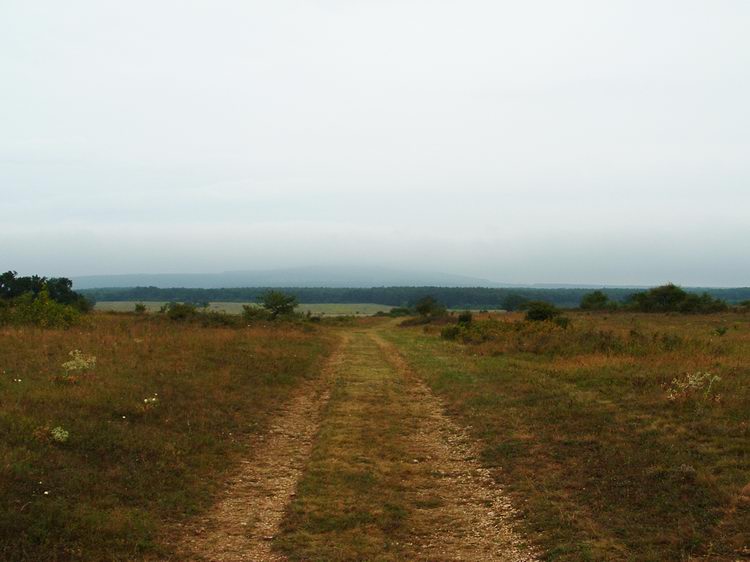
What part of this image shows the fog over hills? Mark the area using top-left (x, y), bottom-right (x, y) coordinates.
top-left (71, 266), bottom-right (509, 290)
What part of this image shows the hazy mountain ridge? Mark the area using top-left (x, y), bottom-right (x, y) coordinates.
top-left (71, 266), bottom-right (508, 290)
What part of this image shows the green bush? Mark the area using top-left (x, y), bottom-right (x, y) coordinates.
top-left (1, 271), bottom-right (92, 312)
top-left (242, 304), bottom-right (273, 322)
top-left (198, 310), bottom-right (241, 327)
top-left (628, 284), bottom-right (727, 313)
top-left (457, 311), bottom-right (473, 325)
top-left (388, 307), bottom-right (413, 317)
top-left (134, 303), bottom-right (147, 314)
top-left (163, 302), bottom-right (198, 321)
top-left (1, 290), bottom-right (81, 328)
top-left (523, 301), bottom-right (561, 322)
top-left (440, 325), bottom-right (462, 340)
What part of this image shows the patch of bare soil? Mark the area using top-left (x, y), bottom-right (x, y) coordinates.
top-left (371, 332), bottom-right (538, 562)
top-left (171, 335), bottom-right (348, 562)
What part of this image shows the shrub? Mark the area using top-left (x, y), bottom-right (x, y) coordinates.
top-left (388, 307), bottom-right (413, 317)
top-left (441, 325), bottom-right (462, 340)
top-left (198, 310), bottom-right (241, 327)
top-left (3, 290), bottom-right (81, 328)
top-left (523, 301), bottom-right (561, 322)
top-left (134, 303), bottom-right (147, 314)
top-left (163, 302), bottom-right (198, 321)
top-left (1, 271), bottom-right (92, 311)
top-left (242, 304), bottom-right (273, 322)
top-left (457, 310), bottom-right (473, 325)
top-left (628, 284), bottom-right (727, 313)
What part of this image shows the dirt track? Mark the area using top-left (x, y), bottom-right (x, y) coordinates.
top-left (175, 327), bottom-right (536, 561)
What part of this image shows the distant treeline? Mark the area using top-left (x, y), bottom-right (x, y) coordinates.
top-left (80, 286), bottom-right (750, 309)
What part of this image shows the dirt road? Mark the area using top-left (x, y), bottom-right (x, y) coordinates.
top-left (177, 327), bottom-right (536, 561)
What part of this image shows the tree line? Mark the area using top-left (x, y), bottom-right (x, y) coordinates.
top-left (81, 285), bottom-right (750, 309)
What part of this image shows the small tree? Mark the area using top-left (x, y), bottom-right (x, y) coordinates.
top-left (580, 290), bottom-right (611, 310)
top-left (414, 296), bottom-right (446, 317)
top-left (134, 303), bottom-right (147, 314)
top-left (258, 291), bottom-right (298, 318)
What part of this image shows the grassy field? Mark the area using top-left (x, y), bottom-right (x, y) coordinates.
top-left (0, 313), bottom-right (332, 561)
top-left (384, 311), bottom-right (750, 560)
top-left (2, 309), bottom-right (748, 560)
top-left (94, 301), bottom-right (393, 316)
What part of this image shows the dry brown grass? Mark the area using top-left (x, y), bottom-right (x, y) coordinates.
top-left (0, 313), bottom-right (332, 561)
top-left (388, 311), bottom-right (750, 560)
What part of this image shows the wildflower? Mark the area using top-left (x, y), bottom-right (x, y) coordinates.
top-left (61, 350), bottom-right (96, 374)
top-left (666, 371), bottom-right (721, 401)
top-left (50, 426), bottom-right (69, 443)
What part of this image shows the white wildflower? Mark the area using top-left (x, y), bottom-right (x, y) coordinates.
top-left (50, 426), bottom-right (69, 443)
top-left (61, 350), bottom-right (97, 374)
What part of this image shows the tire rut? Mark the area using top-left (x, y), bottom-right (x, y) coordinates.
top-left (370, 331), bottom-right (538, 561)
top-left (171, 334), bottom-right (349, 561)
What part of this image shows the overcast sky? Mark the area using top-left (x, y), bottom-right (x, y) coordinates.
top-left (2, 1), bottom-right (748, 285)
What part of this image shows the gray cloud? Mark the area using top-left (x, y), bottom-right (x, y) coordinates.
top-left (2, 1), bottom-right (749, 285)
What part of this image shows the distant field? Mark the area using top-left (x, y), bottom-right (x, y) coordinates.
top-left (94, 301), bottom-right (393, 316)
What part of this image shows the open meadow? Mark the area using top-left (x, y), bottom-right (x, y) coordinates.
top-left (0, 313), bottom-right (333, 561)
top-left (386, 311), bottom-right (750, 560)
top-left (1, 308), bottom-right (748, 560)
